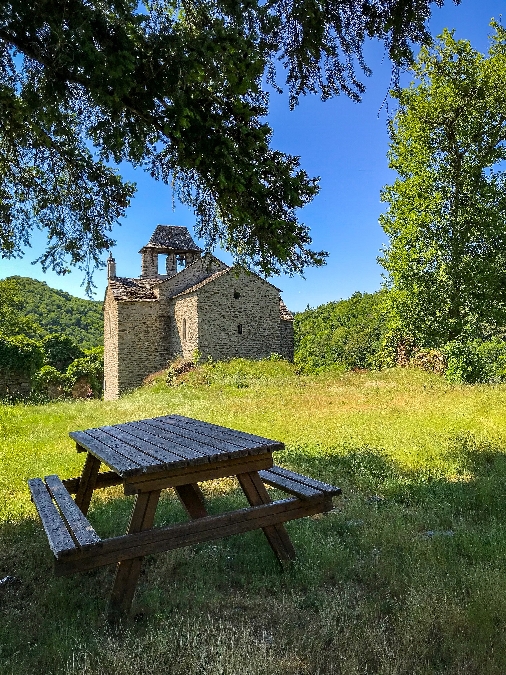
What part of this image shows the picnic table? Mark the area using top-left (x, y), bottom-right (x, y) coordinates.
top-left (28, 414), bottom-right (341, 619)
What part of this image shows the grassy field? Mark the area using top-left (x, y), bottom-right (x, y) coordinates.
top-left (2, 360), bottom-right (506, 674)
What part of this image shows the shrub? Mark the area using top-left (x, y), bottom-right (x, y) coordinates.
top-left (0, 333), bottom-right (44, 376)
top-left (66, 350), bottom-right (104, 397)
top-left (32, 365), bottom-right (68, 399)
top-left (443, 339), bottom-right (506, 384)
top-left (43, 334), bottom-right (83, 371)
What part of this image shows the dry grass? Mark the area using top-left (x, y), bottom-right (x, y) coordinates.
top-left (2, 362), bottom-right (506, 673)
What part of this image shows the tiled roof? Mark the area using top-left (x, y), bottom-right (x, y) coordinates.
top-left (279, 299), bottom-right (294, 321)
top-left (108, 277), bottom-right (161, 301)
top-left (144, 225), bottom-right (202, 252)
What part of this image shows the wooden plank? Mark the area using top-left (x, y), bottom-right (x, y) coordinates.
top-left (238, 471), bottom-right (296, 562)
top-left (258, 470), bottom-right (323, 499)
top-left (125, 421), bottom-right (217, 463)
top-left (123, 453), bottom-right (273, 495)
top-left (265, 466), bottom-right (342, 496)
top-left (74, 453), bottom-right (101, 515)
top-left (62, 471), bottom-right (123, 494)
top-left (84, 428), bottom-right (166, 472)
top-left (45, 475), bottom-right (101, 548)
top-left (167, 415), bottom-right (284, 450)
top-left (108, 489), bottom-right (161, 620)
top-left (70, 430), bottom-right (140, 475)
top-left (175, 484), bottom-right (208, 519)
top-left (56, 494), bottom-right (331, 575)
top-left (28, 478), bottom-right (77, 559)
top-left (146, 417), bottom-right (269, 455)
top-left (134, 419), bottom-right (250, 459)
top-left (98, 426), bottom-right (189, 467)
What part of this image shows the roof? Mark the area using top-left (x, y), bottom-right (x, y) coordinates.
top-left (108, 277), bottom-right (161, 301)
top-left (279, 299), bottom-right (293, 321)
top-left (172, 269), bottom-right (231, 298)
top-left (141, 225), bottom-right (202, 253)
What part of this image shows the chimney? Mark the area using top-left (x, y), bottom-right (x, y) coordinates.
top-left (107, 253), bottom-right (116, 279)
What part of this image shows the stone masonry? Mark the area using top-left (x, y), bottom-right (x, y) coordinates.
top-left (103, 225), bottom-right (294, 399)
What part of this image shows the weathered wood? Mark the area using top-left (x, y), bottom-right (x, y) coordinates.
top-left (258, 470), bottom-right (324, 499)
top-left (83, 428), bottom-right (165, 472)
top-left (123, 453), bottom-right (273, 495)
top-left (74, 453), bottom-right (102, 515)
top-left (132, 419), bottom-right (250, 459)
top-left (168, 415), bottom-right (284, 450)
top-left (175, 483), bottom-right (208, 519)
top-left (70, 430), bottom-right (140, 475)
top-left (56, 495), bottom-right (330, 575)
top-left (28, 478), bottom-right (77, 559)
top-left (97, 425), bottom-right (189, 467)
top-left (262, 466), bottom-right (342, 497)
top-left (238, 471), bottom-right (296, 563)
top-left (62, 471), bottom-right (123, 494)
top-left (108, 489), bottom-right (162, 620)
top-left (45, 474), bottom-right (101, 548)
top-left (127, 420), bottom-right (223, 462)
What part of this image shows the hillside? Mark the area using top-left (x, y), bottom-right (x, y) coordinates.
top-left (3, 276), bottom-right (103, 348)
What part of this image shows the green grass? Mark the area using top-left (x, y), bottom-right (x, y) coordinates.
top-left (2, 361), bottom-right (506, 673)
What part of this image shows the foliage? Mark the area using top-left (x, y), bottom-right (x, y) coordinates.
top-left (42, 334), bottom-right (84, 372)
top-left (65, 349), bottom-right (104, 398)
top-left (294, 291), bottom-right (388, 373)
top-left (0, 0), bottom-right (460, 285)
top-left (443, 338), bottom-right (506, 384)
top-left (380, 25), bottom-right (506, 347)
top-left (2, 276), bottom-right (103, 348)
top-left (0, 332), bottom-right (43, 375)
top-left (31, 365), bottom-right (67, 399)
top-left (0, 277), bottom-right (42, 338)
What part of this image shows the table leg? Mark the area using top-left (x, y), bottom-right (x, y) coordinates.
top-left (74, 453), bottom-right (101, 516)
top-left (175, 483), bottom-right (208, 519)
top-left (108, 489), bottom-right (161, 621)
top-left (237, 471), bottom-right (296, 564)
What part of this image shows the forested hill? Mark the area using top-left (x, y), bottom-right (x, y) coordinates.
top-left (4, 276), bottom-right (103, 348)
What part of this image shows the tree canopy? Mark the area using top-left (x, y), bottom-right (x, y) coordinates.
top-left (0, 0), bottom-right (458, 288)
top-left (379, 24), bottom-right (506, 347)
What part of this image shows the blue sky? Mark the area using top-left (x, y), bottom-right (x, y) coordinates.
top-left (1, 0), bottom-right (504, 311)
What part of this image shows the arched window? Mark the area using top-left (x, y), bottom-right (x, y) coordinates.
top-left (234, 290), bottom-right (240, 299)
top-left (237, 324), bottom-right (243, 335)
top-left (183, 318), bottom-right (187, 341)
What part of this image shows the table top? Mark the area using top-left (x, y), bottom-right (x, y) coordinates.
top-left (69, 415), bottom-right (283, 478)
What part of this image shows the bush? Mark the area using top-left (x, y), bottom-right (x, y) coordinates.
top-left (43, 334), bottom-right (83, 371)
top-left (66, 350), bottom-right (104, 398)
top-left (32, 365), bottom-right (68, 399)
top-left (0, 333), bottom-right (44, 376)
top-left (443, 339), bottom-right (506, 384)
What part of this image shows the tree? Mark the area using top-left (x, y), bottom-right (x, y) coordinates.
top-left (0, 0), bottom-right (458, 288)
top-left (379, 25), bottom-right (506, 348)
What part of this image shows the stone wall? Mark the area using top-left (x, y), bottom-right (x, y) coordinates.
top-left (171, 295), bottom-right (199, 360)
top-left (279, 319), bottom-right (294, 361)
top-left (159, 254), bottom-right (227, 300)
top-left (103, 289), bottom-right (119, 400)
top-left (0, 372), bottom-right (32, 398)
top-left (196, 269), bottom-right (281, 361)
top-left (114, 299), bottom-right (166, 396)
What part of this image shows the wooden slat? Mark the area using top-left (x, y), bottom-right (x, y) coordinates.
top-left (45, 475), bottom-right (101, 548)
top-left (135, 418), bottom-right (250, 458)
top-left (62, 471), bottom-right (123, 494)
top-left (168, 415), bottom-right (284, 449)
top-left (70, 430), bottom-right (140, 475)
top-left (28, 478), bottom-right (77, 558)
top-left (265, 466), bottom-right (342, 496)
top-left (258, 470), bottom-right (323, 499)
top-left (56, 494), bottom-right (331, 575)
top-left (175, 484), bottom-right (208, 519)
top-left (98, 426), bottom-right (189, 467)
top-left (123, 453), bottom-right (273, 495)
top-left (125, 421), bottom-right (218, 463)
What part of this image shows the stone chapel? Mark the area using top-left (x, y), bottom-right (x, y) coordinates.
top-left (103, 225), bottom-right (294, 399)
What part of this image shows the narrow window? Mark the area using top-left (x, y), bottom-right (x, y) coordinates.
top-left (237, 324), bottom-right (243, 335)
top-left (183, 318), bottom-right (187, 341)
top-left (234, 290), bottom-right (240, 299)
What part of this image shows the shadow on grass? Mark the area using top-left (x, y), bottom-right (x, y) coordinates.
top-left (2, 439), bottom-right (506, 673)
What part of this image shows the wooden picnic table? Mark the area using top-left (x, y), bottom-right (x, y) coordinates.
top-left (29, 414), bottom-right (341, 619)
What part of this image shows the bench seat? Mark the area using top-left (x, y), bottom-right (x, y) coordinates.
top-left (28, 475), bottom-right (101, 561)
top-left (258, 466), bottom-right (341, 500)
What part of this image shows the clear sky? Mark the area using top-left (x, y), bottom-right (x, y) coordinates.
top-left (0, 0), bottom-right (504, 311)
